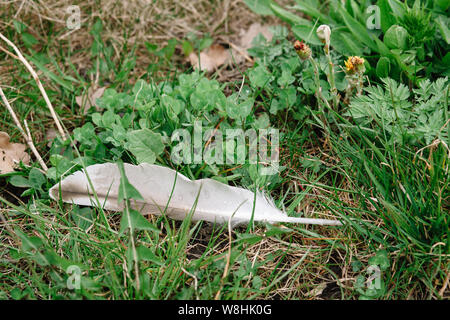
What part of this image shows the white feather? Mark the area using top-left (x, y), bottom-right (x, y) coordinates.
top-left (49, 163), bottom-right (342, 226)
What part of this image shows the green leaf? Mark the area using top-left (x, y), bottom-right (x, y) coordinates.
top-left (376, 57), bottom-right (391, 78)
top-left (253, 113), bottom-right (270, 129)
top-left (136, 246), bottom-right (164, 265)
top-left (15, 228), bottom-right (44, 253)
top-left (161, 38), bottom-right (177, 60)
top-left (145, 42), bottom-right (158, 53)
top-left (26, 54), bottom-right (74, 92)
top-left (28, 168), bottom-right (46, 190)
top-left (161, 95), bottom-right (184, 115)
top-left (125, 129), bottom-right (165, 164)
top-left (387, 0), bottom-right (406, 19)
top-left (13, 20), bottom-right (27, 33)
top-left (182, 40), bottom-right (194, 56)
top-left (330, 29), bottom-right (364, 56)
top-left (236, 233), bottom-right (263, 245)
top-left (198, 37), bottom-right (214, 52)
top-left (226, 95), bottom-right (253, 120)
top-left (117, 161), bottom-right (145, 203)
top-left (120, 209), bottom-right (160, 233)
top-left (265, 224), bottom-right (292, 237)
top-left (377, 0), bottom-right (397, 33)
top-left (368, 250), bottom-right (390, 271)
top-left (248, 65), bottom-right (272, 88)
top-left (71, 207), bottom-right (94, 231)
top-left (270, 3), bottom-right (312, 26)
top-left (436, 0), bottom-right (450, 10)
top-left (244, 0), bottom-right (274, 16)
top-left (291, 2), bottom-right (332, 24)
top-left (291, 25), bottom-right (322, 46)
top-left (9, 175), bottom-right (30, 188)
top-left (101, 109), bottom-right (118, 128)
top-left (383, 25), bottom-right (408, 50)
top-left (436, 15), bottom-right (450, 45)
top-left (21, 33), bottom-right (38, 47)
top-left (338, 4), bottom-right (378, 52)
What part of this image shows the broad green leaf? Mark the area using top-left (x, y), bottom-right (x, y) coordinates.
top-left (117, 161), bottom-right (144, 204)
top-left (292, 2), bottom-right (332, 24)
top-left (436, 15), bottom-right (450, 45)
top-left (368, 250), bottom-right (390, 271)
top-left (9, 175), bottom-right (30, 188)
top-left (21, 33), bottom-right (38, 47)
top-left (248, 65), bottom-right (273, 88)
top-left (136, 246), bottom-right (164, 265)
top-left (338, 4), bottom-right (378, 52)
top-left (71, 206), bottom-right (94, 231)
top-left (125, 129), bottom-right (165, 164)
top-left (161, 95), bottom-right (184, 115)
top-left (270, 3), bottom-right (311, 26)
top-left (244, 0), bottom-right (274, 15)
top-left (376, 57), bottom-right (391, 78)
top-left (387, 0), bottom-right (406, 19)
top-left (383, 25), bottom-right (408, 50)
top-left (331, 29), bottom-right (364, 56)
top-left (28, 168), bottom-right (46, 190)
top-left (120, 209), bottom-right (160, 233)
top-left (291, 25), bottom-right (322, 46)
top-left (377, 0), bottom-right (397, 33)
top-left (15, 228), bottom-right (44, 253)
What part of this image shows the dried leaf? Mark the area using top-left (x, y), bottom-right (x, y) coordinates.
top-left (0, 131), bottom-right (30, 174)
top-left (306, 283), bottom-right (327, 297)
top-left (239, 23), bottom-right (273, 51)
top-left (76, 86), bottom-right (107, 115)
top-left (188, 44), bottom-right (230, 72)
top-left (49, 162), bottom-right (342, 227)
top-left (229, 23), bottom-right (273, 64)
top-left (45, 128), bottom-right (57, 147)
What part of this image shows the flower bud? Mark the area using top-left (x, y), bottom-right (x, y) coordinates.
top-left (344, 56), bottom-right (365, 75)
top-left (317, 25), bottom-right (331, 46)
top-left (294, 40), bottom-right (312, 61)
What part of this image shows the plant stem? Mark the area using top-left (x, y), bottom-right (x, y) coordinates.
top-left (0, 87), bottom-right (48, 171)
top-left (309, 57), bottom-right (330, 131)
top-left (324, 45), bottom-right (339, 108)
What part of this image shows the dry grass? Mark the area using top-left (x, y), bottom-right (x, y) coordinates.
top-left (0, 0), bottom-right (290, 84)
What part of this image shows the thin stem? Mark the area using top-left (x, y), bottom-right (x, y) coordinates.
top-left (324, 44), bottom-right (339, 108)
top-left (0, 32), bottom-right (66, 140)
top-left (309, 57), bottom-right (331, 131)
top-left (0, 86), bottom-right (48, 171)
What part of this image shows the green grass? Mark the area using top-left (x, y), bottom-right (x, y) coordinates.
top-left (0, 2), bottom-right (449, 300)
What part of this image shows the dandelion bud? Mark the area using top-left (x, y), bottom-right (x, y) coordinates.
top-left (294, 40), bottom-right (312, 61)
top-left (317, 25), bottom-right (331, 46)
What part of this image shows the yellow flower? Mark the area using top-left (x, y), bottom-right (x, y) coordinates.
top-left (345, 56), bottom-right (365, 74)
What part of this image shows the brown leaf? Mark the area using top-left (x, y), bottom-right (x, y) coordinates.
top-left (239, 23), bottom-right (273, 51)
top-left (0, 131), bottom-right (30, 174)
top-left (229, 23), bottom-right (273, 64)
top-left (188, 44), bottom-right (230, 73)
top-left (45, 128), bottom-right (58, 147)
top-left (76, 86), bottom-right (107, 115)
top-left (305, 283), bottom-right (327, 297)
